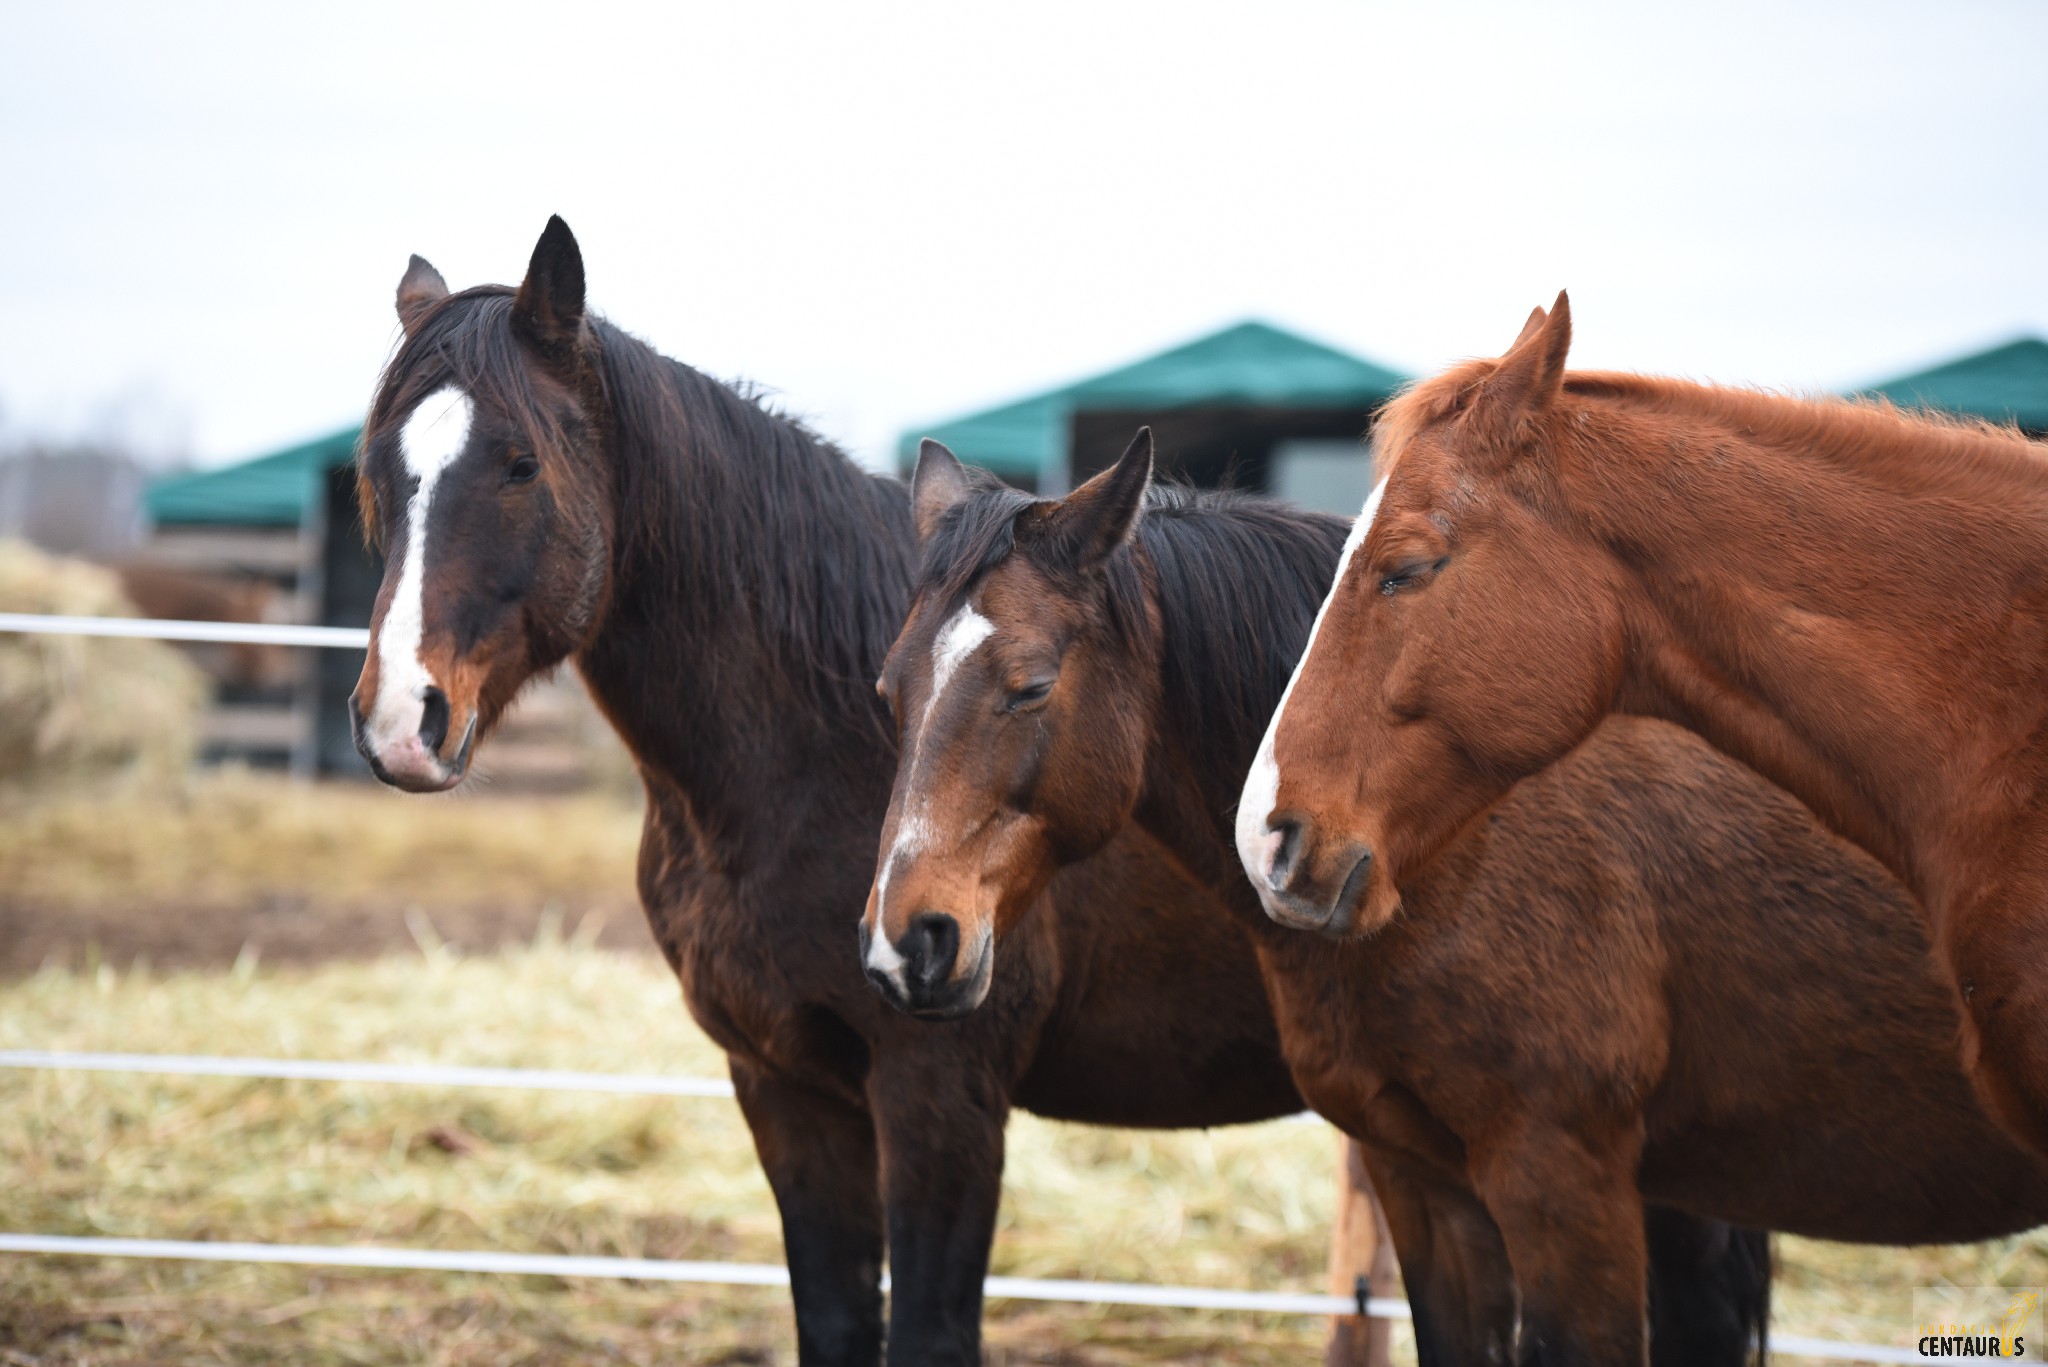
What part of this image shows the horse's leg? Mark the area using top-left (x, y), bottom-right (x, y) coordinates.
top-left (869, 1054), bottom-right (1007, 1367)
top-left (1470, 1128), bottom-right (1648, 1367)
top-left (1643, 1209), bottom-right (1769, 1367)
top-left (730, 1061), bottom-right (886, 1367)
top-left (1359, 1146), bottom-right (1517, 1367)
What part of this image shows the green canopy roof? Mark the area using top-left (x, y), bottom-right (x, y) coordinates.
top-left (1861, 337), bottom-right (2048, 432)
top-left (146, 426), bottom-right (361, 528)
top-left (900, 320), bottom-right (1408, 481)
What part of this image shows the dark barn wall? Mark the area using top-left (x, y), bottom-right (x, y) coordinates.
top-left (1068, 405), bottom-right (1378, 495)
top-left (315, 465), bottom-right (381, 777)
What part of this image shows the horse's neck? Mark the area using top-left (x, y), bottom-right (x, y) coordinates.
top-left (573, 377), bottom-right (907, 869)
top-left (1573, 407), bottom-right (2048, 895)
top-left (1131, 523), bottom-right (1317, 898)
top-left (1133, 676), bottom-right (1289, 935)
top-left (1136, 717), bottom-right (1237, 889)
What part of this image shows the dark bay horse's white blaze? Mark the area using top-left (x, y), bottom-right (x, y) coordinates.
top-left (354, 385), bottom-right (475, 791)
top-left (1235, 477), bottom-right (1386, 932)
top-left (862, 599), bottom-right (1000, 1016)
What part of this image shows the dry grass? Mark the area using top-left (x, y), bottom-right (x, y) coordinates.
top-left (0, 938), bottom-right (1352, 1365)
top-left (0, 769), bottom-right (643, 919)
top-left (0, 774), bottom-right (2043, 1363)
top-left (0, 772), bottom-right (654, 974)
top-left (0, 940), bottom-right (2042, 1364)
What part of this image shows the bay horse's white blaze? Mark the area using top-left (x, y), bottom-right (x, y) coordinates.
top-left (1235, 477), bottom-right (1388, 889)
top-left (866, 603), bottom-right (996, 984)
top-left (925, 605), bottom-right (996, 726)
top-left (364, 386), bottom-right (473, 756)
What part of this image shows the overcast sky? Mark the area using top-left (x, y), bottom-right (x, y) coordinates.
top-left (3, 0), bottom-right (2044, 472)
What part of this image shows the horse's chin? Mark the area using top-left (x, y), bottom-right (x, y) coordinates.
top-left (1334, 873), bottom-right (1402, 941)
top-left (383, 763), bottom-right (469, 794)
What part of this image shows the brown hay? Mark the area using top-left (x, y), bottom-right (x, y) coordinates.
top-left (0, 540), bottom-right (207, 786)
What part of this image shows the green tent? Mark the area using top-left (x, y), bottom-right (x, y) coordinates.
top-left (1860, 337), bottom-right (2048, 433)
top-left (900, 320), bottom-right (1408, 491)
top-left (145, 426), bottom-right (361, 528)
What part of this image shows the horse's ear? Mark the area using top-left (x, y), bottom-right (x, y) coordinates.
top-left (1470, 290), bottom-right (1571, 449)
top-left (512, 215), bottom-right (587, 361)
top-left (396, 255), bottom-right (449, 337)
top-left (912, 439), bottom-right (972, 543)
top-left (1037, 427), bottom-right (1153, 572)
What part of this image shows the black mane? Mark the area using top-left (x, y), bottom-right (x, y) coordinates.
top-left (367, 285), bottom-right (914, 735)
top-left (920, 476), bottom-right (1349, 773)
top-left (590, 312), bottom-right (914, 720)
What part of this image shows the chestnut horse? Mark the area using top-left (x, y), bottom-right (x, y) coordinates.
top-left (345, 217), bottom-right (1379, 1367)
top-left (871, 430), bottom-right (2048, 1364)
top-left (1239, 295), bottom-right (2048, 1155)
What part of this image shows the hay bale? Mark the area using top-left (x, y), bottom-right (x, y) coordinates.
top-left (0, 538), bottom-right (207, 784)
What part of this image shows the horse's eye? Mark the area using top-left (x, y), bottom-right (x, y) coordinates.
top-left (506, 452), bottom-right (541, 485)
top-left (1379, 557), bottom-right (1449, 597)
top-left (1005, 679), bottom-right (1055, 712)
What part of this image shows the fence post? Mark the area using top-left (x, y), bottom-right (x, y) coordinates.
top-left (1325, 1134), bottom-right (1397, 1367)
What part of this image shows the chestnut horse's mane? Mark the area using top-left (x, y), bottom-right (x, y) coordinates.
top-left (362, 284), bottom-right (914, 730)
top-left (1376, 355), bottom-right (2046, 503)
top-left (921, 476), bottom-right (1349, 771)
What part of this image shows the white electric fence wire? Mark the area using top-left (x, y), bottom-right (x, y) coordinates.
top-left (0, 1050), bottom-right (736, 1098)
top-left (0, 1054), bottom-right (1943, 1359)
top-left (0, 613), bottom-right (370, 649)
top-left (0, 1235), bottom-right (1930, 1361)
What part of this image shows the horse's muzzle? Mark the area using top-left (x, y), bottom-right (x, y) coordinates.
top-left (1252, 815), bottom-right (1376, 938)
top-left (349, 689), bottom-right (475, 793)
top-left (861, 912), bottom-right (994, 1021)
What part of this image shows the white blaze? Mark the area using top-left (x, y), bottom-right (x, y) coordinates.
top-left (866, 603), bottom-right (995, 982)
top-left (925, 604), bottom-right (996, 727)
top-left (367, 386), bottom-right (473, 750)
top-left (1235, 478), bottom-right (1389, 887)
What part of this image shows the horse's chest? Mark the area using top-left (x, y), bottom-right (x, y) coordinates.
top-left (661, 889), bottom-right (788, 1064)
top-left (641, 858), bottom-right (870, 1104)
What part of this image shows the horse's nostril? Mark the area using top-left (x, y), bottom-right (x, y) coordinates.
top-left (903, 911), bottom-right (961, 992)
top-left (1333, 845), bottom-right (1375, 928)
top-left (418, 686), bottom-right (450, 755)
top-left (1266, 817), bottom-right (1303, 889)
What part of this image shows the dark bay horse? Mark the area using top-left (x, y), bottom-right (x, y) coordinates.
top-left (870, 429), bottom-right (2048, 1364)
top-left (1241, 295), bottom-right (2048, 1155)
top-left (346, 217), bottom-right (1343, 1366)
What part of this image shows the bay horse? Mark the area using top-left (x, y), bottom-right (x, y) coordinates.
top-left (344, 216), bottom-right (1386, 1366)
top-left (871, 428), bottom-right (2048, 1364)
top-left (1237, 295), bottom-right (2048, 1156)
